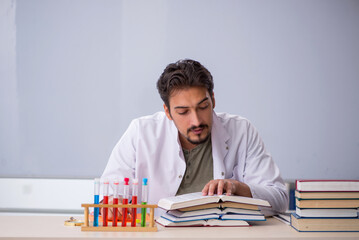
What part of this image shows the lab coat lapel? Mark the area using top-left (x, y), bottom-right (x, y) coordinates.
top-left (211, 112), bottom-right (230, 179)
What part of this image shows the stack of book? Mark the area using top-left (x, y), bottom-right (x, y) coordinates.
top-left (291, 180), bottom-right (359, 232)
top-left (156, 192), bottom-right (270, 227)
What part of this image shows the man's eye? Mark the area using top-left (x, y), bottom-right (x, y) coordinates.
top-left (199, 104), bottom-right (209, 110)
top-left (178, 111), bottom-right (188, 115)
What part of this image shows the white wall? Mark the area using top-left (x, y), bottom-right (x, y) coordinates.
top-left (1, 0), bottom-right (359, 180)
top-left (0, 0), bottom-right (19, 176)
top-left (0, 178), bottom-right (92, 213)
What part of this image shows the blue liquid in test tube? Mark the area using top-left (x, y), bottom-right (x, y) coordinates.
top-left (94, 178), bottom-right (100, 227)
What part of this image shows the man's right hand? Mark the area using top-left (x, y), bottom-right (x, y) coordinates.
top-left (201, 179), bottom-right (252, 197)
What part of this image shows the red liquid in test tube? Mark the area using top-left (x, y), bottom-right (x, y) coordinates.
top-left (131, 179), bottom-right (139, 227)
top-left (102, 179), bottom-right (109, 227)
top-left (122, 178), bottom-right (130, 227)
top-left (112, 179), bottom-right (119, 226)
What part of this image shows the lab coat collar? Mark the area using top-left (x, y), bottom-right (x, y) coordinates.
top-left (211, 111), bottom-right (230, 179)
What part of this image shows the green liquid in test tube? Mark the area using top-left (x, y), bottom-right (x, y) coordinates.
top-left (141, 178), bottom-right (148, 227)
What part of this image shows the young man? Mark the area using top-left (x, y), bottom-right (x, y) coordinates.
top-left (101, 59), bottom-right (288, 217)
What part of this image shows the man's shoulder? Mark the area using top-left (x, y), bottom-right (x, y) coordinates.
top-left (213, 112), bottom-right (259, 144)
top-left (135, 111), bottom-right (167, 121)
top-left (215, 112), bottom-right (250, 127)
top-left (131, 112), bottom-right (170, 127)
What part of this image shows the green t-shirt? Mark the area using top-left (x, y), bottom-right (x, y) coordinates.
top-left (176, 136), bottom-right (214, 196)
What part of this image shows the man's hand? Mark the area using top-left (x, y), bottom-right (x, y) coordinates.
top-left (100, 196), bottom-right (123, 220)
top-left (201, 179), bottom-right (253, 197)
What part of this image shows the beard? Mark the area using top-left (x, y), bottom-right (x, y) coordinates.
top-left (185, 124), bottom-right (210, 145)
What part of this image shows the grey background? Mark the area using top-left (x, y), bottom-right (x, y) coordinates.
top-left (1, 0), bottom-right (359, 180)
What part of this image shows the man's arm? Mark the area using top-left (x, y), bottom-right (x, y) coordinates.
top-left (100, 120), bottom-right (139, 219)
top-left (203, 119), bottom-right (288, 214)
top-left (242, 122), bottom-right (288, 214)
top-left (102, 120), bottom-right (137, 181)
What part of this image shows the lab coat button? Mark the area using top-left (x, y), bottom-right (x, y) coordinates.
top-left (179, 175), bottom-right (182, 179)
top-left (221, 172), bottom-right (225, 176)
top-left (226, 146), bottom-right (229, 150)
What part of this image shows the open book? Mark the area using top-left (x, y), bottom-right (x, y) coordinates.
top-left (168, 207), bottom-right (262, 218)
top-left (158, 192), bottom-right (270, 211)
top-left (162, 212), bottom-right (265, 222)
top-left (156, 216), bottom-right (249, 227)
top-left (178, 201), bottom-right (259, 211)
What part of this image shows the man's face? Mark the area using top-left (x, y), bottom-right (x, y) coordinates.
top-left (164, 86), bottom-right (215, 150)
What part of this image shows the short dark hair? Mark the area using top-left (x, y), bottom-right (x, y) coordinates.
top-left (156, 59), bottom-right (214, 108)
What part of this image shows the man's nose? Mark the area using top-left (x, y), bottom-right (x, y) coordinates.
top-left (190, 111), bottom-right (201, 126)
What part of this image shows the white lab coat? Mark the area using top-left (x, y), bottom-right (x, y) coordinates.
top-left (101, 111), bottom-right (288, 215)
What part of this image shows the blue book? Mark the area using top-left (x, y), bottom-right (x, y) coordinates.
top-left (162, 212), bottom-right (265, 222)
top-left (156, 216), bottom-right (249, 227)
top-left (290, 213), bottom-right (359, 232)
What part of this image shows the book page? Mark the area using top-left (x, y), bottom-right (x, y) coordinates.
top-left (158, 192), bottom-right (220, 210)
top-left (220, 195), bottom-right (270, 207)
top-left (206, 219), bottom-right (249, 226)
top-left (161, 192), bottom-right (213, 204)
top-left (158, 192), bottom-right (270, 210)
top-left (156, 217), bottom-right (205, 227)
top-left (178, 203), bottom-right (222, 212)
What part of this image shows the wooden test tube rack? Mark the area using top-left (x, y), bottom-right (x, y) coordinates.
top-left (81, 203), bottom-right (158, 232)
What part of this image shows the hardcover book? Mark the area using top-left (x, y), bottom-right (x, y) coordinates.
top-left (296, 180), bottom-right (359, 192)
top-left (295, 190), bottom-right (359, 199)
top-left (156, 216), bottom-right (250, 227)
top-left (177, 201), bottom-right (259, 211)
top-left (295, 198), bottom-right (359, 209)
top-left (157, 192), bottom-right (270, 211)
top-left (290, 213), bottom-right (359, 232)
top-left (296, 207), bottom-right (359, 218)
top-left (168, 207), bottom-right (261, 218)
top-left (162, 212), bottom-right (265, 222)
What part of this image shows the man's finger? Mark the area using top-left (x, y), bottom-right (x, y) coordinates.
top-left (202, 182), bottom-right (210, 195)
top-left (217, 179), bottom-right (224, 195)
top-left (225, 180), bottom-right (232, 196)
top-left (208, 180), bottom-right (217, 195)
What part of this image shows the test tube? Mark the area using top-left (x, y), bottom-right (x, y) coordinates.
top-left (112, 179), bottom-right (119, 227)
top-left (102, 179), bottom-right (109, 227)
top-left (122, 178), bottom-right (130, 227)
top-left (131, 179), bottom-right (139, 227)
top-left (93, 178), bottom-right (100, 227)
top-left (141, 178), bottom-right (148, 227)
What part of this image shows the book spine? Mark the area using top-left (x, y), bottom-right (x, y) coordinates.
top-left (296, 180), bottom-right (359, 183)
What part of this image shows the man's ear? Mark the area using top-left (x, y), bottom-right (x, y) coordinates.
top-left (164, 104), bottom-right (173, 120)
top-left (212, 92), bottom-right (216, 109)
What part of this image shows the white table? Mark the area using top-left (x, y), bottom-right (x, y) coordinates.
top-left (1, 215), bottom-right (359, 239)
